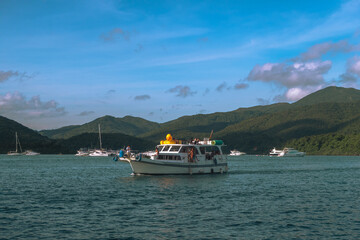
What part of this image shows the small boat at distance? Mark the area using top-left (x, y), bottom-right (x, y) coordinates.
top-left (269, 147), bottom-right (282, 157)
top-left (116, 134), bottom-right (228, 175)
top-left (278, 148), bottom-right (305, 157)
top-left (7, 132), bottom-right (23, 156)
top-left (24, 150), bottom-right (40, 156)
top-left (229, 150), bottom-right (246, 156)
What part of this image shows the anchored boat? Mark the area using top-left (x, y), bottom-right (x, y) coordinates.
top-left (116, 134), bottom-right (228, 175)
top-left (278, 148), bottom-right (305, 157)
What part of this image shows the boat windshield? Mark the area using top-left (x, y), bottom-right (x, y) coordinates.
top-left (169, 146), bottom-right (180, 152)
top-left (162, 146), bottom-right (171, 151)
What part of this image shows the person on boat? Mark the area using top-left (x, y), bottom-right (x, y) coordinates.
top-left (126, 146), bottom-right (131, 157)
top-left (155, 147), bottom-right (159, 156)
top-left (119, 149), bottom-right (124, 158)
top-left (188, 147), bottom-right (195, 162)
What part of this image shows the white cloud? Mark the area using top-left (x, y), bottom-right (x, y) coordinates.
top-left (100, 28), bottom-right (131, 42)
top-left (0, 92), bottom-right (66, 118)
top-left (298, 40), bottom-right (359, 61)
top-left (284, 88), bottom-right (314, 102)
top-left (134, 95), bottom-right (151, 101)
top-left (348, 55), bottom-right (360, 76)
top-left (167, 85), bottom-right (196, 98)
top-left (216, 82), bottom-right (227, 92)
top-left (247, 61), bottom-right (331, 88)
top-left (0, 70), bottom-right (33, 82)
top-left (78, 111), bottom-right (94, 116)
top-left (234, 83), bottom-right (249, 90)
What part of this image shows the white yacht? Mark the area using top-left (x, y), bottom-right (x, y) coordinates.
top-left (24, 150), bottom-right (40, 156)
top-left (89, 149), bottom-right (109, 157)
top-left (229, 150), bottom-right (246, 156)
top-left (75, 148), bottom-right (89, 156)
top-left (269, 147), bottom-right (282, 156)
top-left (116, 134), bottom-right (228, 175)
top-left (278, 148), bottom-right (305, 157)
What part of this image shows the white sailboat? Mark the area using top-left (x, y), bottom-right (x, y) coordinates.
top-left (7, 132), bottom-right (23, 156)
top-left (89, 124), bottom-right (109, 157)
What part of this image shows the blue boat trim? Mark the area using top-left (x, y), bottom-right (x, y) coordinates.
top-left (131, 160), bottom-right (227, 168)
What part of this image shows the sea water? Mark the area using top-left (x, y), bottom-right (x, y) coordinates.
top-left (1, 155), bottom-right (360, 239)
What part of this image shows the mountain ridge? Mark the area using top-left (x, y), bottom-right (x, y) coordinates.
top-left (3, 86), bottom-right (360, 155)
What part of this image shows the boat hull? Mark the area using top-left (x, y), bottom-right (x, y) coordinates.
top-left (125, 158), bottom-right (228, 175)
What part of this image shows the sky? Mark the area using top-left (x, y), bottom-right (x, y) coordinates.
top-left (1, 0), bottom-right (360, 130)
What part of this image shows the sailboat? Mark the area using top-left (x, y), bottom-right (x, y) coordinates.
top-left (89, 124), bottom-right (108, 157)
top-left (7, 132), bottom-right (24, 155)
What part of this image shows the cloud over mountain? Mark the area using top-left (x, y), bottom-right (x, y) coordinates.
top-left (78, 111), bottom-right (94, 116)
top-left (247, 61), bottom-right (331, 88)
top-left (0, 92), bottom-right (67, 118)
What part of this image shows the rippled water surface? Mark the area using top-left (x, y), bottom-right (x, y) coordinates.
top-left (1, 155), bottom-right (360, 239)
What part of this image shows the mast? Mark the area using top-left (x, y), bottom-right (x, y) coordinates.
top-left (209, 130), bottom-right (214, 140)
top-left (15, 132), bottom-right (18, 153)
top-left (15, 132), bottom-right (23, 153)
top-left (98, 124), bottom-right (102, 149)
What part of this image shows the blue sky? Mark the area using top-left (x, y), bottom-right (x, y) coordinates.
top-left (1, 0), bottom-right (360, 130)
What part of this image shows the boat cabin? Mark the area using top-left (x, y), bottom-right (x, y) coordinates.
top-left (153, 143), bottom-right (225, 162)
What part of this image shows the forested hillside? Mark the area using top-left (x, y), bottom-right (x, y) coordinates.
top-left (40, 115), bottom-right (160, 139)
top-left (3, 86), bottom-right (360, 155)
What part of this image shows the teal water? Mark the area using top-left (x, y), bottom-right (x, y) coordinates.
top-left (1, 155), bottom-right (360, 239)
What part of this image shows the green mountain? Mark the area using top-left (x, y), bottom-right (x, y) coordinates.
top-left (138, 86), bottom-right (360, 154)
top-left (217, 101), bottom-right (360, 154)
top-left (3, 86), bottom-right (360, 155)
top-left (58, 133), bottom-right (157, 153)
top-left (0, 115), bottom-right (157, 154)
top-left (40, 115), bottom-right (160, 139)
top-left (294, 86), bottom-right (360, 106)
top-left (0, 116), bottom-right (56, 154)
top-left (286, 133), bottom-right (360, 155)
top-left (140, 103), bottom-right (291, 141)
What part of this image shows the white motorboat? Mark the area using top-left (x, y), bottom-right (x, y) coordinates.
top-left (89, 149), bottom-right (109, 157)
top-left (269, 147), bottom-right (282, 156)
top-left (278, 148), bottom-right (305, 157)
top-left (75, 148), bottom-right (89, 156)
top-left (116, 134), bottom-right (228, 175)
top-left (24, 150), bottom-right (40, 156)
top-left (229, 150), bottom-right (246, 156)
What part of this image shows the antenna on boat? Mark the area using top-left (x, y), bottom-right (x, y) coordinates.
top-left (209, 130), bottom-right (214, 140)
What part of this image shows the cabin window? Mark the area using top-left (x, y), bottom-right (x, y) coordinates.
top-left (157, 155), bottom-right (181, 160)
top-left (199, 147), bottom-right (205, 155)
top-left (205, 146), bottom-right (221, 154)
top-left (162, 146), bottom-right (170, 151)
top-left (180, 146), bottom-right (199, 154)
top-left (157, 146), bottom-right (164, 151)
top-left (169, 146), bottom-right (180, 152)
top-left (204, 146), bottom-right (221, 160)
